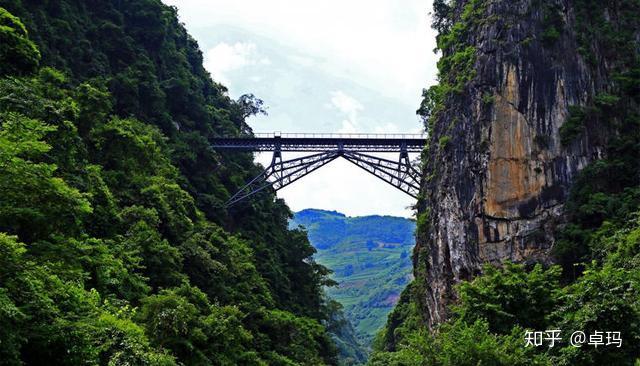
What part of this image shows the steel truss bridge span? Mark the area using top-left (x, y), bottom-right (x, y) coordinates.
top-left (211, 133), bottom-right (426, 206)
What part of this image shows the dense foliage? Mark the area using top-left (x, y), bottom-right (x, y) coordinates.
top-left (370, 215), bottom-right (640, 365)
top-left (552, 0), bottom-right (640, 278)
top-left (0, 3), bottom-right (337, 365)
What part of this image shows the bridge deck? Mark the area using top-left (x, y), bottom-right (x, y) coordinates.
top-left (211, 133), bottom-right (426, 152)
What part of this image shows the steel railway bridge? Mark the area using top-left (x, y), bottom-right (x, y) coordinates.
top-left (211, 133), bottom-right (426, 206)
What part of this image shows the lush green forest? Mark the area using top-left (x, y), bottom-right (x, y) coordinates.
top-left (3, 0), bottom-right (639, 365)
top-left (0, 2), bottom-right (339, 365)
top-left (369, 0), bottom-right (640, 365)
top-left (291, 209), bottom-right (415, 363)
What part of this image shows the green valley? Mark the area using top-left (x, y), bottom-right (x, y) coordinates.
top-left (291, 209), bottom-right (415, 347)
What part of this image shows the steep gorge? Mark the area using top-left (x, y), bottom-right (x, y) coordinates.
top-left (2, 0), bottom-right (639, 364)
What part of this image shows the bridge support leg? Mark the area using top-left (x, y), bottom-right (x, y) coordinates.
top-left (225, 149), bottom-right (341, 207)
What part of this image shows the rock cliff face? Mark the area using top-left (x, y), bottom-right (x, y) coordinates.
top-left (415, 0), bottom-right (623, 327)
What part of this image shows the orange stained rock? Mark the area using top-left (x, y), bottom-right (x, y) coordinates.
top-left (484, 65), bottom-right (545, 218)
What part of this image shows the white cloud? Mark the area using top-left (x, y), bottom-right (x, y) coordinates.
top-left (330, 91), bottom-right (363, 116)
top-left (288, 54), bottom-right (317, 67)
top-left (164, 0), bottom-right (437, 104)
top-left (373, 122), bottom-right (400, 134)
top-left (330, 91), bottom-right (363, 133)
top-left (336, 119), bottom-right (356, 134)
top-left (204, 42), bottom-right (269, 86)
top-left (374, 122), bottom-right (424, 135)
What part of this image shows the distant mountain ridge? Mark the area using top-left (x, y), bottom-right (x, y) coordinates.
top-left (291, 209), bottom-right (415, 349)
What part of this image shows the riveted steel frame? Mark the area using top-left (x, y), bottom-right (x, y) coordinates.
top-left (216, 135), bottom-right (424, 206)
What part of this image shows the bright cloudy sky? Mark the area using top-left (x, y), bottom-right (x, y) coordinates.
top-left (163, 0), bottom-right (439, 217)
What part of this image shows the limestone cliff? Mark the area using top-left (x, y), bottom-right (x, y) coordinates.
top-left (414, 0), bottom-right (635, 328)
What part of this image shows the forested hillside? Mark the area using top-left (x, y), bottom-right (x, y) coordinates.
top-left (292, 209), bottom-right (414, 348)
top-left (0, 1), bottom-right (337, 364)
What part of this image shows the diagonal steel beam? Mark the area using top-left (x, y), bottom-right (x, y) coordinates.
top-left (341, 150), bottom-right (421, 198)
top-left (225, 150), bottom-right (340, 207)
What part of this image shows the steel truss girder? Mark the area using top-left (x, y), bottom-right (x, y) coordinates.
top-left (225, 147), bottom-right (422, 206)
top-left (225, 150), bottom-right (340, 207)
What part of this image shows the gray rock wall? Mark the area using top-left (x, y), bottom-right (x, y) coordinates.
top-left (415, 0), bottom-right (611, 328)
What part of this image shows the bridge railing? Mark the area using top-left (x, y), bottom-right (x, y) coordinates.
top-left (251, 132), bottom-right (427, 139)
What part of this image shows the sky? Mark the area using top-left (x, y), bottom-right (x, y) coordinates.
top-left (162, 0), bottom-right (439, 217)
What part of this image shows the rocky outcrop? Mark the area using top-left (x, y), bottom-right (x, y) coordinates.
top-left (415, 0), bottom-right (616, 328)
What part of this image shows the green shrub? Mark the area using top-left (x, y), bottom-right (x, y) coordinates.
top-left (0, 7), bottom-right (40, 76)
top-left (438, 135), bottom-right (452, 149)
top-left (559, 105), bottom-right (587, 145)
